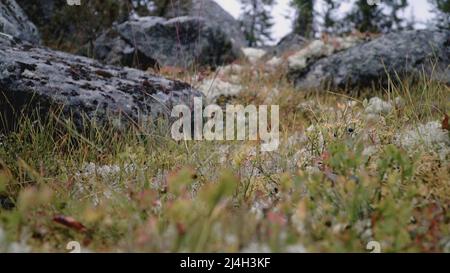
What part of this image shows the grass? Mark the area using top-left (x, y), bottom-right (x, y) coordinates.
top-left (0, 60), bottom-right (449, 253)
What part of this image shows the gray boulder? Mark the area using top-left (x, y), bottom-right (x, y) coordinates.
top-left (268, 33), bottom-right (307, 57)
top-left (0, 0), bottom-right (40, 43)
top-left (164, 0), bottom-right (246, 48)
top-left (0, 37), bottom-right (202, 131)
top-left (91, 16), bottom-right (242, 70)
top-left (290, 30), bottom-right (450, 90)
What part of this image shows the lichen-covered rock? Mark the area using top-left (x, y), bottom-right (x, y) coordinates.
top-left (290, 30), bottom-right (450, 90)
top-left (0, 39), bottom-right (202, 131)
top-left (198, 78), bottom-right (242, 104)
top-left (0, 0), bottom-right (40, 43)
top-left (267, 33), bottom-right (307, 57)
top-left (164, 0), bottom-right (247, 48)
top-left (288, 36), bottom-right (363, 72)
top-left (91, 16), bottom-right (242, 70)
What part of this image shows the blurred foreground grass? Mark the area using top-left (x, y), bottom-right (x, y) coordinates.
top-left (0, 63), bottom-right (449, 253)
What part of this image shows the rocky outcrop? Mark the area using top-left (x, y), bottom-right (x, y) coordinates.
top-left (91, 16), bottom-right (242, 70)
top-left (290, 30), bottom-right (450, 90)
top-left (0, 37), bottom-right (202, 131)
top-left (164, 0), bottom-right (247, 48)
top-left (0, 0), bottom-right (40, 43)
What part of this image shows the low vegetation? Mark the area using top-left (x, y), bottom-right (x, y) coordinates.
top-left (0, 61), bottom-right (449, 252)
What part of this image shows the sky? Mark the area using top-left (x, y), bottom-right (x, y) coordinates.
top-left (214, 0), bottom-right (435, 44)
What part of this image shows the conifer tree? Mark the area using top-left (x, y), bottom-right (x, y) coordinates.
top-left (291, 0), bottom-right (315, 38)
top-left (429, 0), bottom-right (450, 29)
top-left (321, 0), bottom-right (340, 34)
top-left (239, 0), bottom-right (275, 47)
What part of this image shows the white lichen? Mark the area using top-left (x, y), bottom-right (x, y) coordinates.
top-left (242, 47), bottom-right (267, 64)
top-left (74, 163), bottom-right (138, 204)
top-left (218, 64), bottom-right (243, 78)
top-left (285, 244), bottom-right (307, 253)
top-left (396, 121), bottom-right (450, 160)
top-left (241, 242), bottom-right (271, 253)
top-left (364, 97), bottom-right (393, 116)
top-left (0, 227), bottom-right (31, 253)
top-left (266, 56), bottom-right (284, 68)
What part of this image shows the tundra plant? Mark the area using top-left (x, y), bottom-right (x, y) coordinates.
top-left (171, 98), bottom-right (280, 152)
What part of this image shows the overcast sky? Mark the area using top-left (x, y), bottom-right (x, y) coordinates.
top-left (214, 0), bottom-right (435, 43)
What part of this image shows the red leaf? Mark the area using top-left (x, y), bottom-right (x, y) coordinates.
top-left (442, 114), bottom-right (449, 131)
top-left (267, 211), bottom-right (287, 226)
top-left (53, 215), bottom-right (87, 233)
top-left (176, 222), bottom-right (186, 236)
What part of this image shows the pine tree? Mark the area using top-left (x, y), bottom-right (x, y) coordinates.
top-left (429, 0), bottom-right (450, 29)
top-left (291, 0), bottom-right (315, 38)
top-left (239, 0), bottom-right (275, 47)
top-left (383, 0), bottom-right (409, 31)
top-left (342, 0), bottom-right (384, 33)
top-left (321, 0), bottom-right (340, 34)
top-left (130, 0), bottom-right (153, 16)
top-left (340, 0), bottom-right (410, 33)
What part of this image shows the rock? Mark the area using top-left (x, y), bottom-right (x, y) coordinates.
top-left (268, 33), bottom-right (307, 57)
top-left (288, 36), bottom-right (363, 71)
top-left (266, 56), bottom-right (284, 68)
top-left (0, 39), bottom-right (202, 132)
top-left (218, 64), bottom-right (244, 79)
top-left (216, 64), bottom-right (244, 84)
top-left (90, 28), bottom-right (159, 71)
top-left (265, 34), bottom-right (361, 71)
top-left (164, 0), bottom-right (246, 48)
top-left (198, 78), bottom-right (242, 104)
top-left (242, 48), bottom-right (267, 64)
top-left (91, 16), bottom-right (241, 70)
top-left (290, 30), bottom-right (450, 90)
top-left (0, 0), bottom-right (40, 43)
